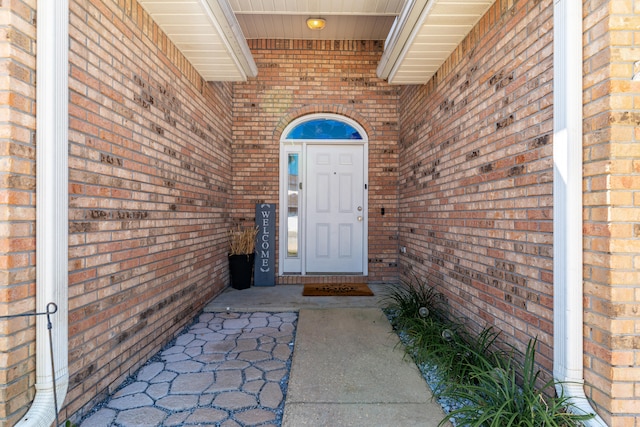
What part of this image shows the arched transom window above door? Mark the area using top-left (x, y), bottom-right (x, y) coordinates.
top-left (284, 117), bottom-right (364, 140)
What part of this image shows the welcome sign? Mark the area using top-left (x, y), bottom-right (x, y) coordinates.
top-left (254, 204), bottom-right (275, 286)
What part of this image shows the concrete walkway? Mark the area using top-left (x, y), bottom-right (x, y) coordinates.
top-left (283, 308), bottom-right (448, 427)
top-left (208, 284), bottom-right (450, 426)
top-left (79, 285), bottom-right (450, 426)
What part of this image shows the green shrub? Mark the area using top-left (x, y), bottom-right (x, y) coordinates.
top-left (383, 278), bottom-right (595, 427)
top-left (439, 339), bottom-right (594, 427)
top-left (383, 277), bottom-right (446, 330)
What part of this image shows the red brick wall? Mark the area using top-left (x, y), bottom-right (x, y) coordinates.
top-left (0, 0), bottom-right (37, 425)
top-left (398, 0), bottom-right (555, 373)
top-left (3, 0), bottom-right (635, 424)
top-left (583, 0), bottom-right (640, 425)
top-left (62, 0), bottom-right (233, 420)
top-left (399, 0), bottom-right (640, 423)
top-left (232, 40), bottom-right (400, 283)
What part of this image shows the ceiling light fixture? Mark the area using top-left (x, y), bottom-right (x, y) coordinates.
top-left (306, 18), bottom-right (326, 30)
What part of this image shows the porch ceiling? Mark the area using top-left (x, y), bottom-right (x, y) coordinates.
top-left (137, 0), bottom-right (494, 84)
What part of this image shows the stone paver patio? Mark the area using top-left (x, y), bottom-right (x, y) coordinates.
top-left (80, 311), bottom-right (297, 427)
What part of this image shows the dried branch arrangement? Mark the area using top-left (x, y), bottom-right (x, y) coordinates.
top-left (227, 225), bottom-right (258, 255)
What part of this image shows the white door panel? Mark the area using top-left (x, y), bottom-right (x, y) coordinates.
top-left (306, 145), bottom-right (364, 273)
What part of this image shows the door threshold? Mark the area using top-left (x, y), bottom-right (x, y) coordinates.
top-left (280, 273), bottom-right (366, 277)
top-left (277, 275), bottom-right (369, 285)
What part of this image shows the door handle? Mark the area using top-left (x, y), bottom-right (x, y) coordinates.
top-left (357, 216), bottom-right (363, 222)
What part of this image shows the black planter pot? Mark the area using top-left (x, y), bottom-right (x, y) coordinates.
top-left (229, 253), bottom-right (254, 290)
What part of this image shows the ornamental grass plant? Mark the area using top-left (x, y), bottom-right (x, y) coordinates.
top-left (382, 274), bottom-right (447, 330)
top-left (383, 279), bottom-right (595, 427)
top-left (227, 225), bottom-right (258, 255)
top-left (441, 339), bottom-right (595, 427)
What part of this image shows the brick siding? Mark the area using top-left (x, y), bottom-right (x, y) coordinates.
top-left (398, 0), bottom-right (556, 392)
top-left (583, 0), bottom-right (640, 425)
top-left (397, 0), bottom-right (640, 424)
top-left (232, 39), bottom-right (400, 283)
top-left (1, 0), bottom-right (638, 425)
top-left (0, 0), bottom-right (37, 425)
top-left (63, 0), bottom-right (233, 421)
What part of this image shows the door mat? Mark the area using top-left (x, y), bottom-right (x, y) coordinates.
top-left (302, 283), bottom-right (374, 297)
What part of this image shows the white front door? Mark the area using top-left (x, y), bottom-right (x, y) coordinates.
top-left (306, 145), bottom-right (365, 273)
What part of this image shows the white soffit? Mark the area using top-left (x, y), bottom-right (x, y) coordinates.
top-left (236, 15), bottom-right (397, 41)
top-left (378, 0), bottom-right (494, 85)
top-left (137, 0), bottom-right (494, 85)
top-left (138, 0), bottom-right (257, 81)
top-left (229, 0), bottom-right (405, 41)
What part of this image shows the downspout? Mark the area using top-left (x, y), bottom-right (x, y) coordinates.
top-left (16, 0), bottom-right (69, 425)
top-left (553, 0), bottom-right (607, 425)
